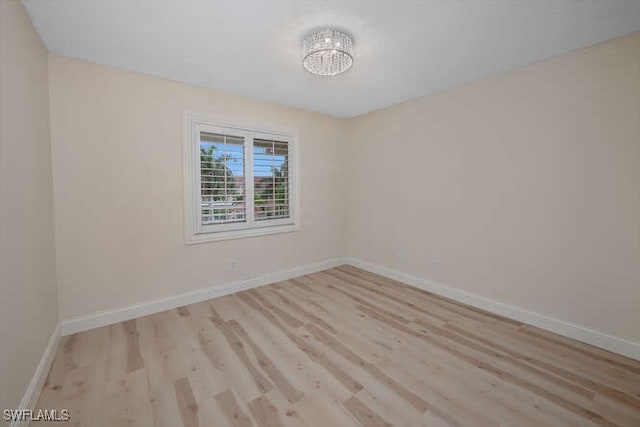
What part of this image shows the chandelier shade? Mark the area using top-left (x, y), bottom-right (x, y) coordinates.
top-left (302, 29), bottom-right (354, 76)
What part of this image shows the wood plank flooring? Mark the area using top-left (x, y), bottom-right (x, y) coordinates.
top-left (35, 266), bottom-right (640, 426)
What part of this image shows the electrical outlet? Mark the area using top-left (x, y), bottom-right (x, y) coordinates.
top-left (229, 259), bottom-right (237, 271)
top-left (432, 260), bottom-right (440, 270)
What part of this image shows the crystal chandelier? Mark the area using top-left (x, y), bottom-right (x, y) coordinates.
top-left (302, 29), bottom-right (354, 76)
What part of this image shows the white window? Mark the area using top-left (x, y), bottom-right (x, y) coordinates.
top-left (183, 112), bottom-right (299, 243)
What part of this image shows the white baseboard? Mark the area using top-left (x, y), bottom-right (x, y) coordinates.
top-left (12, 324), bottom-right (61, 427)
top-left (345, 257), bottom-right (640, 361)
top-left (61, 257), bottom-right (347, 336)
top-left (58, 255), bottom-right (640, 361)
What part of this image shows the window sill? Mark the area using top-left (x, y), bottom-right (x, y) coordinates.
top-left (185, 223), bottom-right (300, 244)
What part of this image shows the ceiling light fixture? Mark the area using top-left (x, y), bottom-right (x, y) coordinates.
top-left (302, 29), bottom-right (354, 76)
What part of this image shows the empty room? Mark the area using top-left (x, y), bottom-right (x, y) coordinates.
top-left (1, 0), bottom-right (639, 426)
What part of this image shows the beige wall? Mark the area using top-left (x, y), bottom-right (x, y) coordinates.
top-left (346, 33), bottom-right (640, 343)
top-left (0, 0), bottom-right (58, 413)
top-left (45, 32), bottom-right (640, 348)
top-left (48, 55), bottom-right (347, 320)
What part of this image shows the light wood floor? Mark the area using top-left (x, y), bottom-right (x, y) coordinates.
top-left (36, 266), bottom-right (640, 426)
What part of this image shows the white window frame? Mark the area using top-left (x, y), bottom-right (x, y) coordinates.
top-left (183, 111), bottom-right (300, 244)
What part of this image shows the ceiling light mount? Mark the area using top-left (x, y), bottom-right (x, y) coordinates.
top-left (302, 29), bottom-right (354, 76)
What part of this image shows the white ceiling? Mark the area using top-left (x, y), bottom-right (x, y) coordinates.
top-left (22, 0), bottom-right (640, 118)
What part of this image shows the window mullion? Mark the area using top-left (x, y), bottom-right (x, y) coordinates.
top-left (245, 135), bottom-right (255, 226)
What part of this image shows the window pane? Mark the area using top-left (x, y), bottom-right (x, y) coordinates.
top-left (200, 132), bottom-right (246, 226)
top-left (254, 139), bottom-right (289, 221)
